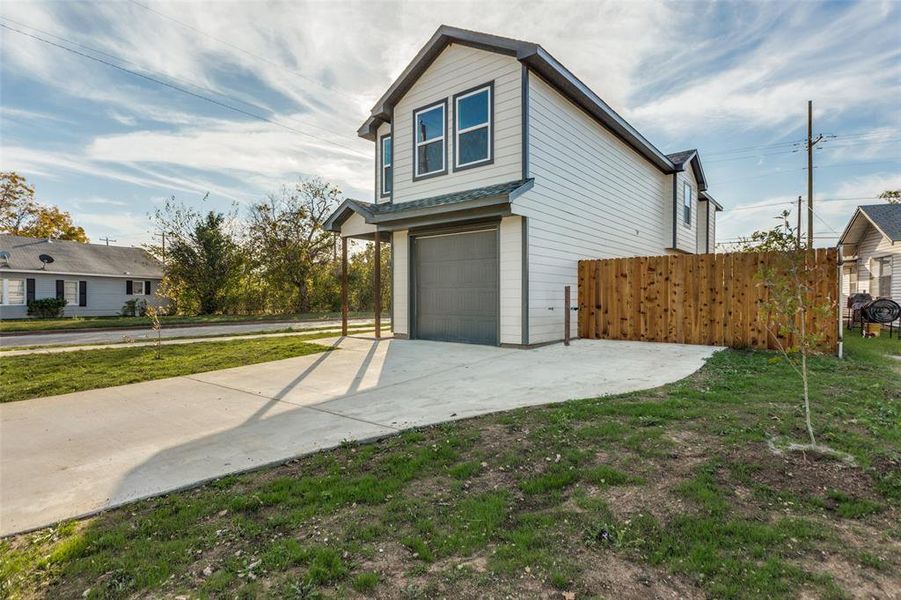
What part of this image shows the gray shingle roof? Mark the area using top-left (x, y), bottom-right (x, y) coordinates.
top-left (0, 235), bottom-right (164, 278)
top-left (366, 179), bottom-right (532, 215)
top-left (860, 204), bottom-right (901, 242)
top-left (666, 149), bottom-right (698, 168)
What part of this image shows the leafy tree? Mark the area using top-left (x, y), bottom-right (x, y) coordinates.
top-left (150, 197), bottom-right (242, 315)
top-left (0, 172), bottom-right (88, 242)
top-left (246, 178), bottom-right (341, 314)
top-left (878, 190), bottom-right (900, 204)
top-left (739, 211), bottom-right (839, 456)
top-left (348, 240), bottom-right (391, 312)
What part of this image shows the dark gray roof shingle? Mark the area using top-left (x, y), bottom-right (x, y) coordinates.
top-left (666, 149), bottom-right (698, 168)
top-left (860, 204), bottom-right (901, 241)
top-left (364, 179), bottom-right (531, 215)
top-left (0, 235), bottom-right (164, 278)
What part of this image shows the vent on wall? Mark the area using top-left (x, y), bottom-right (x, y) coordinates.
top-left (0, 250), bottom-right (9, 267)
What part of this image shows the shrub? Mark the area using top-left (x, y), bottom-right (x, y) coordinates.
top-left (121, 299), bottom-right (147, 317)
top-left (27, 297), bottom-right (67, 318)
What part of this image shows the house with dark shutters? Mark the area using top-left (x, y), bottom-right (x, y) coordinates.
top-left (0, 234), bottom-right (164, 318)
top-left (325, 26), bottom-right (723, 347)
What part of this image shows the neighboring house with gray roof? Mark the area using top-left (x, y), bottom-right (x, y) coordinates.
top-left (838, 204), bottom-right (900, 304)
top-left (326, 25), bottom-right (722, 346)
top-left (0, 235), bottom-right (164, 318)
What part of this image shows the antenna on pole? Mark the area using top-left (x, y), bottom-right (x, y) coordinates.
top-left (99, 236), bottom-right (117, 246)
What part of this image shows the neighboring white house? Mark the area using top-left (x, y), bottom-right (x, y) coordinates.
top-left (326, 26), bottom-right (723, 346)
top-left (837, 204), bottom-right (900, 305)
top-left (0, 235), bottom-right (164, 318)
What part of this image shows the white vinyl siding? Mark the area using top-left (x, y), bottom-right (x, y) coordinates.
top-left (0, 274), bottom-right (162, 319)
top-left (499, 216), bottom-right (523, 344)
top-left (392, 230), bottom-right (410, 335)
top-left (697, 201), bottom-right (709, 252)
top-left (854, 223), bottom-right (901, 303)
top-left (514, 75), bottom-right (671, 344)
top-left (708, 205), bottom-right (717, 253)
top-left (672, 169), bottom-right (699, 253)
top-left (392, 43), bottom-right (521, 203)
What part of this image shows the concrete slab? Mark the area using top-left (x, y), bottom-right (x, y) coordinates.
top-left (0, 336), bottom-right (718, 536)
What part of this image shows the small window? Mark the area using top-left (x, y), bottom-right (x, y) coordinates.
top-left (683, 182), bottom-right (693, 226)
top-left (2, 278), bottom-right (25, 305)
top-left (64, 280), bottom-right (78, 305)
top-left (872, 257), bottom-right (893, 297)
top-left (454, 84), bottom-right (492, 169)
top-left (413, 102), bottom-right (446, 178)
top-left (381, 135), bottom-right (392, 196)
top-left (132, 280), bottom-right (147, 296)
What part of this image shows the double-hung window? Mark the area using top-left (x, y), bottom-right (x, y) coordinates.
top-left (64, 280), bottom-right (78, 306)
top-left (381, 134), bottom-right (392, 196)
top-left (413, 101), bottom-right (446, 178)
top-left (872, 256), bottom-right (893, 297)
top-left (683, 182), bottom-right (693, 226)
top-left (454, 83), bottom-right (492, 169)
top-left (1, 278), bottom-right (25, 305)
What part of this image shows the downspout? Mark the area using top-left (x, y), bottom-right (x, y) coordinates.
top-left (671, 173), bottom-right (678, 249)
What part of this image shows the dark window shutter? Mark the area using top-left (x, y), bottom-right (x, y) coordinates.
top-left (56, 280), bottom-right (64, 299)
top-left (144, 281), bottom-right (151, 295)
top-left (126, 280), bottom-right (133, 295)
top-left (79, 281), bottom-right (87, 307)
top-left (26, 278), bottom-right (35, 303)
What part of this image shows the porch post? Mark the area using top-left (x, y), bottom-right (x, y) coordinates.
top-left (341, 236), bottom-right (348, 336)
top-left (373, 230), bottom-right (381, 339)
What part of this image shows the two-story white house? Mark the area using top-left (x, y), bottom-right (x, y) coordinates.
top-left (326, 26), bottom-right (722, 347)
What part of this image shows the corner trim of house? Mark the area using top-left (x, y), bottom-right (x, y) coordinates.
top-left (521, 65), bottom-right (529, 181)
top-left (500, 338), bottom-right (567, 350)
top-left (392, 333), bottom-right (410, 340)
top-left (521, 215), bottom-right (529, 346)
top-left (671, 172), bottom-right (678, 250)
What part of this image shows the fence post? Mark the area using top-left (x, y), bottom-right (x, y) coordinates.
top-left (564, 285), bottom-right (571, 346)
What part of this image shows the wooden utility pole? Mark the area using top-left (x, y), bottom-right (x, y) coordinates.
top-left (806, 101), bottom-right (824, 247)
top-left (152, 231), bottom-right (167, 262)
top-left (796, 196), bottom-right (802, 249)
top-left (99, 236), bottom-right (116, 246)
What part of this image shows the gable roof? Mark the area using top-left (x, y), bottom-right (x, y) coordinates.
top-left (325, 179), bottom-right (533, 232)
top-left (359, 25), bottom-right (685, 176)
top-left (0, 235), bottom-right (164, 278)
top-left (666, 149), bottom-right (708, 191)
top-left (838, 204), bottom-right (901, 255)
top-left (699, 191), bottom-right (723, 211)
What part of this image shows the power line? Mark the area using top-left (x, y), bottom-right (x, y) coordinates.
top-left (128, 0), bottom-right (335, 93)
top-left (0, 16), bottom-right (361, 145)
top-left (0, 22), bottom-right (368, 159)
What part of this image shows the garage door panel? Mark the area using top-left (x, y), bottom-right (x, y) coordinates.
top-left (414, 229), bottom-right (498, 345)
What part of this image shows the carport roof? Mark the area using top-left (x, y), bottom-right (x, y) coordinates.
top-left (324, 179), bottom-right (534, 232)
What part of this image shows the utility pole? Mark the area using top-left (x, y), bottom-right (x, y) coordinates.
top-left (806, 101), bottom-right (824, 247)
top-left (796, 196), bottom-right (802, 249)
top-left (99, 236), bottom-right (116, 246)
top-left (152, 231), bottom-right (167, 262)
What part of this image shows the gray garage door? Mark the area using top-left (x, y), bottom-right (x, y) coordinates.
top-left (413, 229), bottom-right (498, 345)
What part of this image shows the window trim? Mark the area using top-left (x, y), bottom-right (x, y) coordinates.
top-left (453, 81), bottom-right (494, 172)
top-left (411, 99), bottom-right (448, 181)
top-left (683, 182), bottom-right (693, 227)
top-left (379, 133), bottom-right (392, 198)
top-left (63, 279), bottom-right (79, 306)
top-left (132, 280), bottom-right (149, 296)
top-left (1, 278), bottom-right (25, 305)
top-left (871, 255), bottom-right (893, 297)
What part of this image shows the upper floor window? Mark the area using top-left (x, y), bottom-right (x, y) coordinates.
top-left (413, 101), bottom-right (446, 179)
top-left (683, 182), bottom-right (692, 226)
top-left (381, 134), bottom-right (392, 196)
top-left (454, 83), bottom-right (492, 169)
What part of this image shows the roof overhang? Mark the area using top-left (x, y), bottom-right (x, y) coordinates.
top-left (699, 191), bottom-right (722, 211)
top-left (837, 207), bottom-right (884, 257)
top-left (325, 179), bottom-right (533, 235)
top-left (357, 26), bottom-right (676, 174)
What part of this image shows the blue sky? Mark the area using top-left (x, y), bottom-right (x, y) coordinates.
top-left (1, 0), bottom-right (899, 248)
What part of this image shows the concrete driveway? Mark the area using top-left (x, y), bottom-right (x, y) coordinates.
top-left (0, 336), bottom-right (717, 536)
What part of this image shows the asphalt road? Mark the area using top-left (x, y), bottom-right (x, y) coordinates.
top-left (0, 318), bottom-right (374, 348)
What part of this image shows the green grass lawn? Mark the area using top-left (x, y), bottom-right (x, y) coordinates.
top-left (0, 334), bottom-right (335, 403)
top-left (0, 311), bottom-right (387, 333)
top-left (1, 333), bottom-right (898, 599)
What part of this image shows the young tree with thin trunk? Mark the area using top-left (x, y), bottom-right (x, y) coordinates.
top-left (740, 211), bottom-right (836, 453)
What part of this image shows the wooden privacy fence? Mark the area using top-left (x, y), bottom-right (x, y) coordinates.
top-left (578, 249), bottom-right (838, 352)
